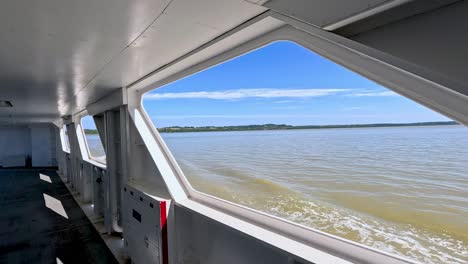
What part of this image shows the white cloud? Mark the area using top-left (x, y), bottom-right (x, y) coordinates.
top-left (346, 90), bottom-right (399, 97)
top-left (144, 88), bottom-right (401, 101)
top-left (144, 88), bottom-right (350, 100)
top-left (273, 100), bottom-right (295, 104)
top-left (154, 114), bottom-right (325, 119)
top-left (340, 107), bottom-right (363, 111)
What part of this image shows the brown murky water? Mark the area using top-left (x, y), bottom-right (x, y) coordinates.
top-left (160, 125), bottom-right (468, 264)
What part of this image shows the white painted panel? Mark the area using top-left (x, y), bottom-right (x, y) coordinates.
top-left (264, 0), bottom-right (400, 27)
top-left (0, 0), bottom-right (265, 123)
top-left (174, 204), bottom-right (302, 264)
top-left (0, 0), bottom-right (170, 121)
top-left (123, 184), bottom-right (170, 264)
top-left (73, 0), bottom-right (266, 114)
top-left (352, 0), bottom-right (468, 96)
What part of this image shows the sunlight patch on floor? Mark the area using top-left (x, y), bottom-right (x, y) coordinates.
top-left (39, 173), bottom-right (52, 183)
top-left (43, 193), bottom-right (68, 219)
top-left (56, 258), bottom-right (63, 264)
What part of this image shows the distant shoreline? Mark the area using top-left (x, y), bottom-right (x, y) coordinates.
top-left (156, 121), bottom-right (459, 133)
top-left (83, 121), bottom-right (460, 134)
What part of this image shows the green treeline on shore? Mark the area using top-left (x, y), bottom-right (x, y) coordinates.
top-left (158, 121), bottom-right (458, 133)
top-left (84, 129), bottom-right (99, 134)
top-left (83, 121), bottom-right (458, 134)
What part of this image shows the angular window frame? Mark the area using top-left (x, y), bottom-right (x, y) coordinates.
top-left (130, 12), bottom-right (468, 264)
top-left (79, 115), bottom-right (107, 165)
top-left (60, 125), bottom-right (71, 153)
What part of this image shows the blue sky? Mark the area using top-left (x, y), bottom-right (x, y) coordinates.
top-left (81, 115), bottom-right (97, 130)
top-left (139, 41), bottom-right (449, 128)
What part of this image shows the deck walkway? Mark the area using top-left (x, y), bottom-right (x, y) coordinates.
top-left (0, 168), bottom-right (118, 264)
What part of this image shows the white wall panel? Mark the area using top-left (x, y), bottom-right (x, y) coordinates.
top-left (351, 0), bottom-right (468, 96)
top-left (264, 0), bottom-right (402, 27)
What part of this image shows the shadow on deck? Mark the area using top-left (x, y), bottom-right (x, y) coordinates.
top-left (0, 168), bottom-right (118, 264)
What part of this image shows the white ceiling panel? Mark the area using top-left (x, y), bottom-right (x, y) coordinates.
top-left (1, 0), bottom-right (419, 124)
top-left (0, 0), bottom-right (266, 122)
top-left (263, 0), bottom-right (409, 28)
top-left (74, 0), bottom-right (266, 112)
top-left (0, 0), bottom-right (170, 121)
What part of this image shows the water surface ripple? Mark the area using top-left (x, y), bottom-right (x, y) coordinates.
top-left (161, 125), bottom-right (468, 263)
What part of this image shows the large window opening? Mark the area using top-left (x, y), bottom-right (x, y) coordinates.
top-left (61, 125), bottom-right (70, 153)
top-left (143, 41), bottom-right (467, 264)
top-left (81, 115), bottom-right (106, 164)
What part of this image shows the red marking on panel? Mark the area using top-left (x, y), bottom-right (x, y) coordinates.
top-left (160, 201), bottom-right (168, 264)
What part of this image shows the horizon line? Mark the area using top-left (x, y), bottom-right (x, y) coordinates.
top-left (156, 121), bottom-right (458, 130)
top-left (83, 121), bottom-right (459, 132)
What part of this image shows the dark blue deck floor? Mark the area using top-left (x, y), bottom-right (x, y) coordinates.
top-left (0, 168), bottom-right (118, 264)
